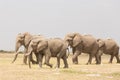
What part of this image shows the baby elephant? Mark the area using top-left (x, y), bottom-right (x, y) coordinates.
top-left (97, 38), bottom-right (120, 63)
top-left (26, 38), bottom-right (69, 68)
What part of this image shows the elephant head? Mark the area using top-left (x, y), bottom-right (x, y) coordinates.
top-left (25, 39), bottom-right (50, 68)
top-left (97, 39), bottom-right (105, 48)
top-left (15, 32), bottom-right (32, 52)
top-left (26, 38), bottom-right (48, 56)
top-left (12, 32), bottom-right (32, 63)
top-left (64, 33), bottom-right (83, 47)
top-left (15, 33), bottom-right (25, 52)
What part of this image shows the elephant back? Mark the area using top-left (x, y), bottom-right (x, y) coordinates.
top-left (82, 35), bottom-right (97, 47)
top-left (105, 39), bottom-right (119, 50)
top-left (48, 38), bottom-right (64, 57)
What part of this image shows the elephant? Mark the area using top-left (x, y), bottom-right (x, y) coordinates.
top-left (26, 38), bottom-right (69, 68)
top-left (64, 33), bottom-right (100, 65)
top-left (97, 38), bottom-right (120, 63)
top-left (12, 32), bottom-right (43, 64)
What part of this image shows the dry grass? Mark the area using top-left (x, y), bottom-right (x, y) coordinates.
top-left (0, 53), bottom-right (120, 80)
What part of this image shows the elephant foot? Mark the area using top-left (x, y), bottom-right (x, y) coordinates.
top-left (49, 64), bottom-right (53, 68)
top-left (108, 61), bottom-right (112, 64)
top-left (54, 65), bottom-right (60, 68)
top-left (72, 59), bottom-right (78, 64)
top-left (23, 62), bottom-right (27, 65)
top-left (45, 63), bottom-right (53, 68)
top-left (43, 62), bottom-right (46, 65)
top-left (35, 61), bottom-right (39, 64)
top-left (36, 62), bottom-right (39, 64)
top-left (86, 62), bottom-right (91, 65)
top-left (31, 60), bottom-right (37, 64)
top-left (96, 61), bottom-right (101, 65)
top-left (23, 59), bottom-right (27, 65)
top-left (56, 65), bottom-right (60, 68)
top-left (23, 63), bottom-right (27, 65)
top-left (39, 65), bottom-right (42, 68)
top-left (86, 63), bottom-right (89, 65)
top-left (117, 61), bottom-right (120, 63)
top-left (73, 61), bottom-right (78, 64)
top-left (63, 65), bottom-right (69, 68)
top-left (96, 63), bottom-right (101, 65)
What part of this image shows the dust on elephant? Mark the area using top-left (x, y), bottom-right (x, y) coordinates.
top-left (97, 38), bottom-right (120, 63)
top-left (12, 32), bottom-right (43, 64)
top-left (64, 33), bottom-right (100, 65)
top-left (26, 38), bottom-right (69, 68)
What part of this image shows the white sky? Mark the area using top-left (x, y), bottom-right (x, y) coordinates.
top-left (0, 0), bottom-right (120, 50)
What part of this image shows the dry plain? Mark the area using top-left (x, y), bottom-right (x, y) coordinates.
top-left (0, 53), bottom-right (120, 80)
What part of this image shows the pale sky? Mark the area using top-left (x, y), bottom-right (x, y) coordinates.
top-left (0, 0), bottom-right (120, 50)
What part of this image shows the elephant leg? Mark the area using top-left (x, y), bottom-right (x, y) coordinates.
top-left (115, 55), bottom-right (120, 63)
top-left (72, 56), bottom-right (78, 64)
top-left (23, 55), bottom-right (27, 64)
top-left (72, 50), bottom-right (80, 64)
top-left (38, 53), bottom-right (43, 68)
top-left (86, 54), bottom-right (93, 65)
top-left (28, 54), bottom-right (32, 68)
top-left (57, 57), bottom-right (60, 68)
top-left (56, 52), bottom-right (63, 68)
top-left (95, 54), bottom-right (101, 64)
top-left (99, 56), bottom-right (101, 64)
top-left (62, 56), bottom-right (68, 68)
top-left (109, 55), bottom-right (114, 63)
top-left (97, 50), bottom-right (103, 64)
top-left (29, 52), bottom-right (37, 64)
top-left (44, 54), bottom-right (52, 68)
top-left (34, 53), bottom-right (39, 64)
top-left (72, 48), bottom-right (79, 64)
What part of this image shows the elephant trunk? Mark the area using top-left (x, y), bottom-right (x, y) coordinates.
top-left (66, 48), bottom-right (70, 58)
top-left (12, 42), bottom-right (21, 63)
top-left (15, 42), bottom-right (21, 53)
top-left (25, 45), bottom-right (33, 56)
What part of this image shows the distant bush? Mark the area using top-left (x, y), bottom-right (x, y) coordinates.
top-left (0, 50), bottom-right (23, 54)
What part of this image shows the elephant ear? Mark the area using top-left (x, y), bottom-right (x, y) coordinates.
top-left (97, 39), bottom-right (105, 48)
top-left (73, 33), bottom-right (82, 47)
top-left (23, 32), bottom-right (32, 46)
top-left (37, 40), bottom-right (48, 52)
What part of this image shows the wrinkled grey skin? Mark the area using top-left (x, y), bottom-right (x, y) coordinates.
top-left (64, 33), bottom-right (100, 65)
top-left (26, 38), bottom-right (69, 68)
top-left (97, 39), bottom-right (120, 63)
top-left (12, 32), bottom-right (43, 64)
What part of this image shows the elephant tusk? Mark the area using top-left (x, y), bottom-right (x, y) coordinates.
top-left (24, 53), bottom-right (30, 56)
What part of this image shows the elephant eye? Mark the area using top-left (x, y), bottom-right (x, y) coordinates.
top-left (19, 37), bottom-right (23, 40)
top-left (66, 39), bottom-right (70, 42)
top-left (38, 41), bottom-right (41, 42)
top-left (68, 39), bottom-right (72, 42)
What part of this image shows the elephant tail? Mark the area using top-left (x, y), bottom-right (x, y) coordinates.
top-left (66, 48), bottom-right (70, 58)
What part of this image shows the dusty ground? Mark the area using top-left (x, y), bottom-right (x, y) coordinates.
top-left (0, 53), bottom-right (120, 80)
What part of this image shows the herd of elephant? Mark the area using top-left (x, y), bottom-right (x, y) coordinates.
top-left (11, 32), bottom-right (120, 68)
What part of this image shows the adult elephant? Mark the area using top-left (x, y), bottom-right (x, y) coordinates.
top-left (26, 38), bottom-right (69, 68)
top-left (12, 32), bottom-right (43, 64)
top-left (64, 33), bottom-right (100, 65)
top-left (97, 38), bottom-right (120, 63)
